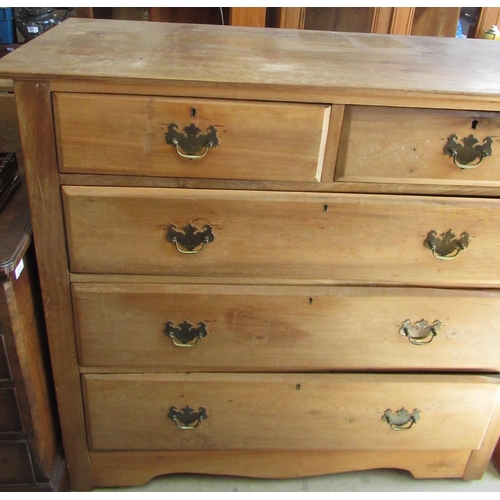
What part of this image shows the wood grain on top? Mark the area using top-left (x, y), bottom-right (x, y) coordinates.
top-left (0, 18), bottom-right (499, 98)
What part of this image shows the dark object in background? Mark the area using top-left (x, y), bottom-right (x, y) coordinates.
top-left (0, 152), bottom-right (20, 214)
top-left (14, 7), bottom-right (73, 41)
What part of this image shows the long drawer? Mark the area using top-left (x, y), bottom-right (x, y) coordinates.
top-left (336, 106), bottom-right (500, 187)
top-left (63, 186), bottom-right (500, 287)
top-left (73, 284), bottom-right (500, 371)
top-left (82, 373), bottom-right (500, 452)
top-left (54, 93), bottom-right (332, 182)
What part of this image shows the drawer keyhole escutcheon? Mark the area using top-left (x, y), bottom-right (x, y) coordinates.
top-left (165, 122), bottom-right (219, 159)
top-left (168, 406), bottom-right (208, 430)
top-left (166, 223), bottom-right (215, 254)
top-left (164, 321), bottom-right (208, 347)
top-left (400, 319), bottom-right (441, 345)
top-left (424, 230), bottom-right (470, 260)
top-left (382, 408), bottom-right (420, 431)
top-left (444, 134), bottom-right (492, 169)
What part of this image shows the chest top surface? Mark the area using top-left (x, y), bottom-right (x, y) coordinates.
top-left (0, 18), bottom-right (499, 100)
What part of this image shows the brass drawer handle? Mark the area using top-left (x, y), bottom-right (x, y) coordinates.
top-left (166, 223), bottom-right (215, 254)
top-left (168, 406), bottom-right (208, 430)
top-left (400, 319), bottom-right (441, 345)
top-left (444, 134), bottom-right (492, 169)
top-left (382, 408), bottom-right (420, 431)
top-left (165, 123), bottom-right (219, 160)
top-left (424, 230), bottom-right (469, 260)
top-left (164, 321), bottom-right (208, 347)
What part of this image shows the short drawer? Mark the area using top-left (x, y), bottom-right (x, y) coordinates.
top-left (63, 186), bottom-right (500, 287)
top-left (73, 284), bottom-right (500, 372)
top-left (336, 106), bottom-right (500, 187)
top-left (54, 93), bottom-right (332, 182)
top-left (83, 373), bottom-right (500, 452)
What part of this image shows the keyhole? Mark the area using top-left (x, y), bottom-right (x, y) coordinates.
top-left (323, 205), bottom-right (329, 213)
top-left (190, 108), bottom-right (198, 118)
top-left (309, 298), bottom-right (314, 305)
top-left (471, 119), bottom-right (478, 130)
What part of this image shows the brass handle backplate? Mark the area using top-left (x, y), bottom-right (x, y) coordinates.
top-left (164, 321), bottom-right (208, 347)
top-left (400, 319), bottom-right (441, 345)
top-left (424, 230), bottom-right (470, 260)
top-left (165, 123), bottom-right (219, 159)
top-left (382, 408), bottom-right (420, 431)
top-left (166, 223), bottom-right (215, 254)
top-left (444, 134), bottom-right (492, 169)
top-left (168, 406), bottom-right (208, 430)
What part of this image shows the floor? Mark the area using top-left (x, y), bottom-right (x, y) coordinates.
top-left (95, 463), bottom-right (500, 492)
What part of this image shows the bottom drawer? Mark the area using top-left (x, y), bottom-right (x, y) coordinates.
top-left (0, 441), bottom-right (35, 485)
top-left (83, 373), bottom-right (500, 452)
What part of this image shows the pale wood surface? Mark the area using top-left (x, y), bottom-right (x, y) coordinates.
top-left (90, 449), bottom-right (471, 487)
top-left (72, 284), bottom-right (500, 372)
top-left (336, 106), bottom-right (500, 187)
top-left (14, 82), bottom-right (91, 490)
top-left (82, 373), bottom-right (499, 452)
top-left (63, 187), bottom-right (500, 287)
top-left (1, 19), bottom-right (500, 100)
top-left (53, 93), bottom-right (331, 181)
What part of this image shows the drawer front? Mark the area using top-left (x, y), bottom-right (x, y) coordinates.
top-left (73, 284), bottom-right (500, 371)
top-left (83, 373), bottom-right (500, 452)
top-left (63, 186), bottom-right (500, 287)
top-left (0, 441), bottom-right (35, 485)
top-left (54, 93), bottom-right (331, 182)
top-left (336, 106), bottom-right (500, 187)
top-left (0, 335), bottom-right (11, 381)
top-left (0, 388), bottom-right (23, 434)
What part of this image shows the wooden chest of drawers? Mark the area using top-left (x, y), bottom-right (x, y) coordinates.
top-left (2, 19), bottom-right (500, 489)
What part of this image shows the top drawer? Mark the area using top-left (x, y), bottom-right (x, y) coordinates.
top-left (53, 93), bottom-right (331, 182)
top-left (336, 106), bottom-right (500, 188)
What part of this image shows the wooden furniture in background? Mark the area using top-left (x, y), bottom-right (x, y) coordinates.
top-left (0, 181), bottom-right (67, 491)
top-left (2, 19), bottom-right (500, 490)
top-left (74, 7), bottom-right (500, 36)
top-left (274, 6), bottom-right (500, 37)
top-left (75, 7), bottom-right (266, 27)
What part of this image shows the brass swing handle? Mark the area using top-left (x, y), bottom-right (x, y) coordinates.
top-left (400, 319), bottom-right (441, 345)
top-left (382, 408), bottom-right (420, 431)
top-left (165, 123), bottom-right (219, 160)
top-left (166, 223), bottom-right (215, 255)
top-left (168, 406), bottom-right (207, 430)
top-left (444, 134), bottom-right (492, 169)
top-left (424, 230), bottom-right (469, 260)
top-left (164, 321), bottom-right (208, 347)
